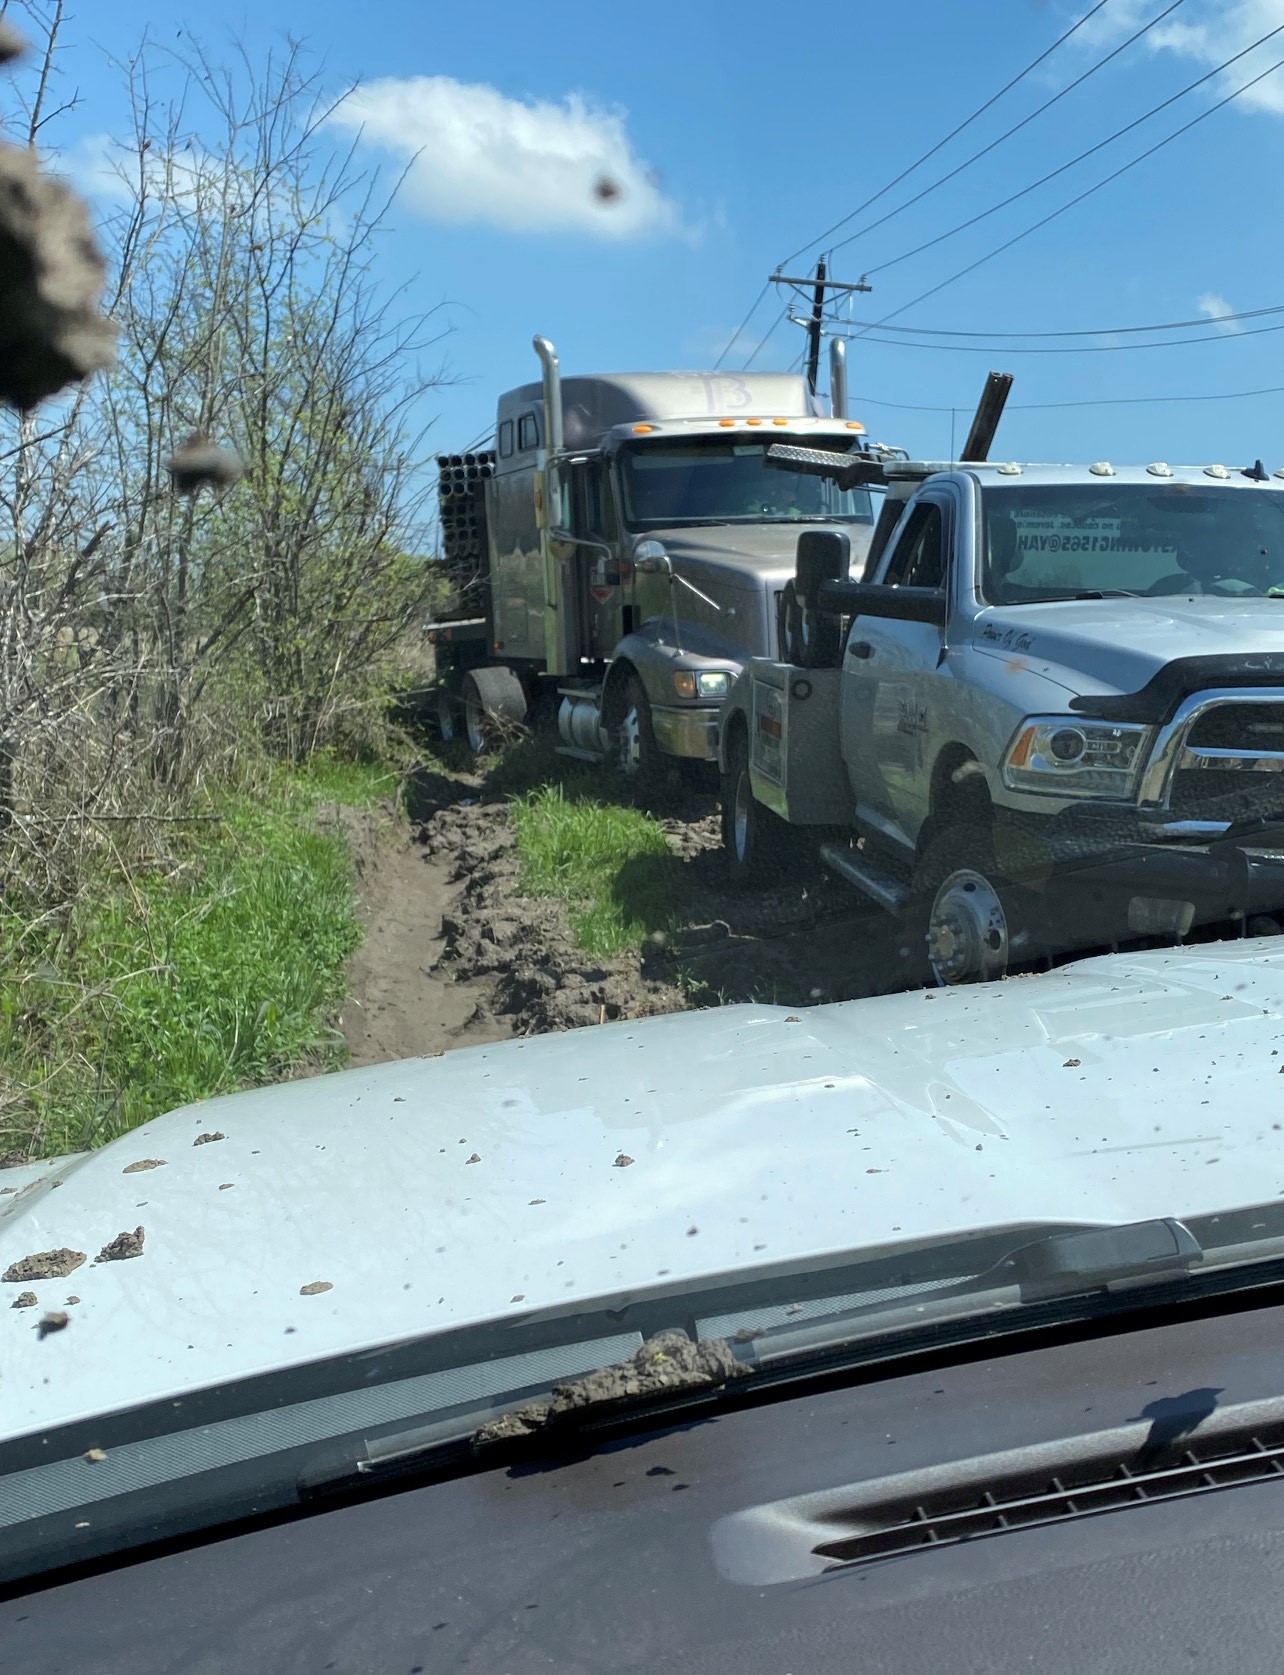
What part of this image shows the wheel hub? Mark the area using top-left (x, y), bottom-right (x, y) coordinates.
top-left (927, 868), bottom-right (1009, 985)
top-left (618, 705), bottom-right (643, 775)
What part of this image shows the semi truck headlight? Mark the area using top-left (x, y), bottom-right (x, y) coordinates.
top-left (1002, 717), bottom-right (1152, 799)
top-left (673, 670), bottom-right (731, 699)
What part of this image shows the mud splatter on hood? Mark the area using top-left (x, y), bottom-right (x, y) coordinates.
top-left (4, 936), bottom-right (1284, 1442)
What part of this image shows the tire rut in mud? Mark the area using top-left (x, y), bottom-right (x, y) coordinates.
top-left (413, 773), bottom-right (915, 1041)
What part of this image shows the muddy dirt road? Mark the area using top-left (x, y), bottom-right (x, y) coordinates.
top-left (337, 764), bottom-right (915, 1066)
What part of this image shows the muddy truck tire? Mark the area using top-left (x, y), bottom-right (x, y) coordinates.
top-left (460, 666), bottom-right (527, 757)
top-left (721, 725), bottom-right (794, 886)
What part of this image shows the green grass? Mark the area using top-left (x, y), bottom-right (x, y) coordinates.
top-left (290, 749), bottom-right (404, 808)
top-left (0, 775), bottom-right (366, 1160)
top-left (510, 783), bottom-right (675, 957)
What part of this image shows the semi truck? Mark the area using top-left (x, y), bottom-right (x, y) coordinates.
top-left (718, 443), bottom-right (1284, 983)
top-left (427, 336), bottom-right (901, 774)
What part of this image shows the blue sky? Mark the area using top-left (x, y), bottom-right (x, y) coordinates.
top-left (19, 0), bottom-right (1284, 467)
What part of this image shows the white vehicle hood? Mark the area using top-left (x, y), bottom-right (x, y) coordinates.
top-left (5, 938), bottom-right (1284, 1442)
top-left (974, 596), bottom-right (1284, 697)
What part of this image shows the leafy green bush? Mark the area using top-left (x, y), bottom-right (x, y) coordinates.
top-left (0, 784), bottom-right (361, 1159)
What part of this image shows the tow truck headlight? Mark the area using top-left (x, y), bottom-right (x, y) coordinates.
top-left (1001, 717), bottom-right (1152, 799)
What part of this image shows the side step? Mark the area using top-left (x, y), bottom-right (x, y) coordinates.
top-left (819, 842), bottom-right (909, 916)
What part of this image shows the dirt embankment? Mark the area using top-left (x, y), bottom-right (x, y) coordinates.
top-left (337, 761), bottom-right (916, 1066)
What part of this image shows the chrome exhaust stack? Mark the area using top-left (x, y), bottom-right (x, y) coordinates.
top-left (829, 337), bottom-right (848, 420)
top-left (533, 335), bottom-right (564, 455)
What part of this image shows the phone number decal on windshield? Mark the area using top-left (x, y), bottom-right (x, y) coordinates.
top-left (1017, 533), bottom-right (1177, 554)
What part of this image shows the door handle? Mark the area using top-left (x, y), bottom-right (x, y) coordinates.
top-left (848, 640), bottom-right (874, 660)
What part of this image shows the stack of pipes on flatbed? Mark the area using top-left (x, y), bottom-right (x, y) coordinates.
top-left (436, 451), bottom-right (494, 614)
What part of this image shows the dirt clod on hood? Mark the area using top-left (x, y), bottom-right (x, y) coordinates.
top-left (193, 1131), bottom-right (225, 1146)
top-left (613, 1153), bottom-right (634, 1168)
top-left (37, 1310), bottom-right (69, 1337)
top-left (11, 1290), bottom-right (36, 1308)
top-left (3, 1247), bottom-right (86, 1282)
top-left (472, 1331), bottom-right (745, 1448)
top-left (122, 1159), bottom-right (166, 1174)
top-left (97, 1226), bottom-right (145, 1262)
top-left (299, 1280), bottom-right (333, 1296)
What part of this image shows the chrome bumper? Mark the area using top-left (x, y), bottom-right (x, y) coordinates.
top-left (651, 705), bottom-right (719, 762)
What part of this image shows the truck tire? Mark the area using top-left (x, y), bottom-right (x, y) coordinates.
top-left (911, 830), bottom-right (1016, 987)
top-left (721, 725), bottom-right (789, 885)
top-left (460, 666), bottom-right (527, 757)
top-left (616, 673), bottom-right (661, 783)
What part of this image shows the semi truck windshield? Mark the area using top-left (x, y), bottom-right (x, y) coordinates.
top-left (619, 440), bottom-right (874, 530)
top-left (982, 484), bottom-right (1284, 604)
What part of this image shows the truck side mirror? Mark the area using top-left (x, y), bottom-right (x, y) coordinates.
top-left (796, 530), bottom-right (850, 607)
top-left (633, 540), bottom-right (672, 576)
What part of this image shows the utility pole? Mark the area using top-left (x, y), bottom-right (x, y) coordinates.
top-left (775, 263), bottom-right (872, 398)
top-left (805, 258), bottom-right (827, 399)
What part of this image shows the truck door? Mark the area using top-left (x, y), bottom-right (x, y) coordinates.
top-left (840, 491), bottom-right (954, 850)
top-left (572, 462), bottom-right (625, 660)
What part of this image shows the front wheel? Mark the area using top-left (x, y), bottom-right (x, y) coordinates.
top-left (616, 674), bottom-right (661, 782)
top-left (721, 725), bottom-right (789, 885)
top-left (912, 831), bottom-right (1016, 986)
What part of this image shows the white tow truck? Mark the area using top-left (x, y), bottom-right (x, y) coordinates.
top-left (718, 442), bottom-right (1284, 982)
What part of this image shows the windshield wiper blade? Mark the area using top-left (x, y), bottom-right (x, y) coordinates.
top-left (748, 1217), bottom-right (1204, 1369)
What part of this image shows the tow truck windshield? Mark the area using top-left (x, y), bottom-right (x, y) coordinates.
top-left (982, 483), bottom-right (1284, 605)
top-left (620, 438), bottom-right (875, 530)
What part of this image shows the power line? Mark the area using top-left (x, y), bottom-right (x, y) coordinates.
top-left (779, 0), bottom-right (1115, 270)
top-left (863, 17), bottom-right (1284, 280)
top-left (825, 0), bottom-right (1188, 265)
top-left (852, 46), bottom-right (1284, 341)
top-left (836, 317), bottom-right (1284, 354)
top-left (852, 382), bottom-right (1284, 414)
top-left (742, 304), bottom-right (790, 370)
top-left (820, 301), bottom-right (1284, 340)
top-left (713, 281), bottom-right (770, 371)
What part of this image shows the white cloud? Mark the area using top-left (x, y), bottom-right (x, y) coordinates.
top-left (1072, 0), bottom-right (1284, 115)
top-left (325, 76), bottom-right (681, 240)
top-left (1198, 290), bottom-right (1243, 331)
